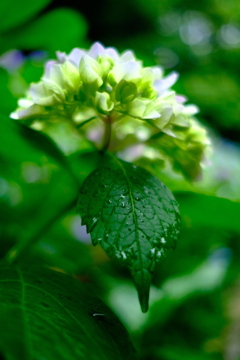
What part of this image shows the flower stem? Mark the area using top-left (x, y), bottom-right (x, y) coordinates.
top-left (101, 115), bottom-right (112, 153)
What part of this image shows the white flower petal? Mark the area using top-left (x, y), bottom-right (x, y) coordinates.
top-left (120, 50), bottom-right (135, 62)
top-left (142, 110), bottom-right (160, 119)
top-left (183, 104), bottom-right (199, 115)
top-left (176, 95), bottom-right (187, 103)
top-left (68, 48), bottom-right (85, 66)
top-left (16, 104), bottom-right (46, 119)
top-left (88, 42), bottom-right (105, 59)
top-left (56, 51), bottom-right (67, 63)
top-left (111, 61), bottom-right (141, 82)
top-left (154, 71), bottom-right (179, 94)
top-left (18, 99), bottom-right (34, 108)
top-left (44, 60), bottom-right (58, 78)
top-left (105, 47), bottom-right (119, 60)
top-left (151, 66), bottom-right (164, 79)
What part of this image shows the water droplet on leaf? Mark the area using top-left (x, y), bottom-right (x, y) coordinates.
top-left (121, 251), bottom-right (127, 260)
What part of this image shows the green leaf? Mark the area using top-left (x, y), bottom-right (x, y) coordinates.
top-left (5, 8), bottom-right (88, 53)
top-left (0, 263), bottom-right (136, 360)
top-left (0, 0), bottom-right (50, 33)
top-left (176, 192), bottom-right (240, 233)
top-left (0, 114), bottom-right (78, 261)
top-left (77, 155), bottom-right (181, 312)
top-left (0, 115), bottom-right (63, 166)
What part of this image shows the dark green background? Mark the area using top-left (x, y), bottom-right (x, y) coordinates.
top-left (0, 0), bottom-right (240, 359)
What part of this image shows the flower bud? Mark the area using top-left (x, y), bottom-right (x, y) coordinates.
top-left (115, 80), bottom-right (137, 104)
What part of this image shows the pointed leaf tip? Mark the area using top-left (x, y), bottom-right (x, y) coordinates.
top-left (77, 156), bottom-right (181, 312)
top-left (139, 293), bottom-right (149, 313)
top-left (132, 268), bottom-right (151, 313)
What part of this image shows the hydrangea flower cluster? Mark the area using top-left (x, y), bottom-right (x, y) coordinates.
top-left (11, 42), bottom-right (210, 179)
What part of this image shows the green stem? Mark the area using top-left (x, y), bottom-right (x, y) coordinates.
top-left (4, 196), bottom-right (77, 265)
top-left (101, 115), bottom-right (112, 153)
top-left (75, 116), bottom-right (96, 129)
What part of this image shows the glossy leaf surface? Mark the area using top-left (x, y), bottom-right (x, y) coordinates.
top-left (77, 156), bottom-right (181, 312)
top-left (0, 263), bottom-right (136, 360)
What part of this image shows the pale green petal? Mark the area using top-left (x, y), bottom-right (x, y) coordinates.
top-left (126, 98), bottom-right (146, 118)
top-left (109, 61), bottom-right (141, 83)
top-left (29, 82), bottom-right (66, 106)
top-left (10, 42), bottom-right (209, 180)
top-left (95, 92), bottom-right (114, 114)
top-left (115, 80), bottom-right (137, 104)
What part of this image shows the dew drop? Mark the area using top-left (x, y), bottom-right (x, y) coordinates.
top-left (107, 199), bottom-right (112, 204)
top-left (128, 228), bottom-right (132, 232)
top-left (161, 237), bottom-right (166, 244)
top-left (121, 202), bottom-right (125, 208)
top-left (135, 196), bottom-right (140, 201)
top-left (115, 251), bottom-right (122, 260)
top-left (150, 248), bottom-right (156, 255)
top-left (92, 313), bottom-right (105, 318)
top-left (156, 250), bottom-right (162, 259)
top-left (140, 219), bottom-right (144, 223)
top-left (121, 251), bottom-right (127, 260)
top-left (89, 217), bottom-right (98, 231)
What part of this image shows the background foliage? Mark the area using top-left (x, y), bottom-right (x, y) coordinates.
top-left (0, 0), bottom-right (240, 359)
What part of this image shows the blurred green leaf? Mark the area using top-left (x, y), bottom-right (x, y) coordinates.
top-left (5, 8), bottom-right (88, 52)
top-left (77, 155), bottom-right (180, 312)
top-left (0, 0), bottom-right (51, 33)
top-left (176, 192), bottom-right (240, 232)
top-left (155, 346), bottom-right (211, 360)
top-left (0, 263), bottom-right (136, 360)
top-left (0, 69), bottom-right (18, 116)
top-left (107, 250), bottom-right (229, 332)
top-left (0, 114), bottom-right (79, 260)
top-left (17, 211), bottom-right (93, 275)
top-left (0, 114), bottom-right (76, 177)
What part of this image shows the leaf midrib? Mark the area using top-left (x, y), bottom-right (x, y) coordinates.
top-left (112, 157), bottom-right (144, 275)
top-left (18, 269), bottom-right (32, 360)
top-left (17, 275), bottom-right (121, 360)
